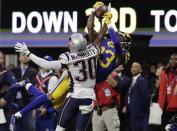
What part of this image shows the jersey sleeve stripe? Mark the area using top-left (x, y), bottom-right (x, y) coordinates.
top-left (65, 53), bottom-right (69, 61)
top-left (92, 44), bottom-right (100, 53)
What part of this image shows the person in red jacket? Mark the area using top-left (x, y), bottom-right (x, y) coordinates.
top-left (158, 53), bottom-right (177, 130)
top-left (92, 68), bottom-right (120, 131)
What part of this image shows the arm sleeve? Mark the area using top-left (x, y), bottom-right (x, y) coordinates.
top-left (108, 26), bottom-right (122, 55)
top-left (29, 53), bottom-right (61, 70)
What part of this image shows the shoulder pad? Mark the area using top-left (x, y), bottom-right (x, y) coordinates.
top-left (59, 53), bottom-right (69, 65)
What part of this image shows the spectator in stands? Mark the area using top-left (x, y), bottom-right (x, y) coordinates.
top-left (146, 64), bottom-right (157, 99)
top-left (126, 62), bottom-right (150, 131)
top-left (158, 53), bottom-right (177, 131)
top-left (92, 70), bottom-right (120, 131)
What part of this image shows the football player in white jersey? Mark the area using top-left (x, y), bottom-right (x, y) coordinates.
top-left (59, 42), bottom-right (98, 100)
top-left (13, 26), bottom-right (107, 130)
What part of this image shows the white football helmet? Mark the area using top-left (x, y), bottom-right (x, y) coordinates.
top-left (68, 33), bottom-right (87, 53)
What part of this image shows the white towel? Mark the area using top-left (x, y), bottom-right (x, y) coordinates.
top-left (149, 102), bottom-right (162, 125)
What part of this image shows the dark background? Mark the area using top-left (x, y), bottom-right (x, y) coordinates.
top-left (0, 0), bottom-right (177, 69)
top-left (1, 0), bottom-right (177, 29)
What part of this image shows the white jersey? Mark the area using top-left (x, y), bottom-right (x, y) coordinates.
top-left (59, 44), bottom-right (99, 99)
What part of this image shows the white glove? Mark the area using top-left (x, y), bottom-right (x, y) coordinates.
top-left (14, 42), bottom-right (30, 56)
top-left (15, 111), bottom-right (22, 118)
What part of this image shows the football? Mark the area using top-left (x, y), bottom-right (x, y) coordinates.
top-left (95, 5), bottom-right (108, 19)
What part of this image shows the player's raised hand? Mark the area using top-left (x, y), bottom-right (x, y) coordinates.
top-left (93, 1), bottom-right (104, 9)
top-left (14, 42), bottom-right (30, 56)
top-left (103, 12), bottom-right (112, 25)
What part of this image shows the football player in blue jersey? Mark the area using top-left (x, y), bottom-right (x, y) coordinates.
top-left (87, 3), bottom-right (131, 131)
top-left (87, 2), bottom-right (131, 83)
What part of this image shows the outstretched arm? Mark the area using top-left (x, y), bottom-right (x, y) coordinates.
top-left (94, 3), bottom-right (112, 47)
top-left (29, 54), bottom-right (61, 70)
top-left (87, 11), bottom-right (98, 42)
top-left (94, 24), bottom-right (107, 47)
top-left (87, 1), bottom-right (107, 46)
top-left (14, 42), bottom-right (62, 70)
top-left (87, 1), bottom-right (105, 42)
top-left (107, 25), bottom-right (122, 55)
top-left (87, 11), bottom-right (108, 47)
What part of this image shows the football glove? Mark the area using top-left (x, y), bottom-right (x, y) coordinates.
top-left (14, 42), bottom-right (30, 56)
top-left (93, 1), bottom-right (104, 9)
top-left (103, 12), bottom-right (112, 25)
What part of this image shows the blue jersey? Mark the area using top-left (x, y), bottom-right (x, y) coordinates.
top-left (96, 28), bottom-right (122, 83)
